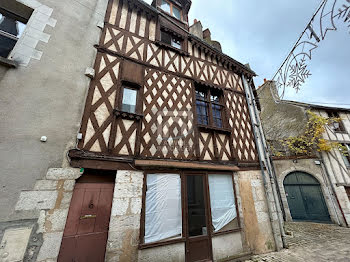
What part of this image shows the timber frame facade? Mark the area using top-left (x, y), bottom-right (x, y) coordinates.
top-left (64, 0), bottom-right (281, 261)
top-left (69, 0), bottom-right (259, 169)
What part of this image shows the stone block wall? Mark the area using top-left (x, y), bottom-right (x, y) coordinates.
top-left (105, 170), bottom-right (144, 262)
top-left (0, 168), bottom-right (82, 262)
top-left (104, 169), bottom-right (278, 262)
top-left (11, 0), bottom-right (57, 66)
top-left (237, 170), bottom-right (277, 254)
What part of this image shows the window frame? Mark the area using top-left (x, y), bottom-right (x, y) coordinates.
top-left (327, 111), bottom-right (346, 133)
top-left (0, 8), bottom-right (28, 59)
top-left (118, 81), bottom-right (141, 115)
top-left (139, 171), bottom-right (241, 249)
top-left (195, 86), bottom-right (227, 131)
top-left (341, 143), bottom-right (350, 168)
top-left (159, 29), bottom-right (184, 51)
top-left (160, 0), bottom-right (183, 21)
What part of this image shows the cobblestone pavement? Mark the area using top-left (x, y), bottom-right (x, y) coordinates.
top-left (245, 222), bottom-right (350, 262)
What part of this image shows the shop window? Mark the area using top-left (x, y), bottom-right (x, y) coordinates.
top-left (160, 0), bottom-right (182, 20)
top-left (208, 174), bottom-right (238, 232)
top-left (141, 172), bottom-right (239, 247)
top-left (121, 85), bottom-right (138, 113)
top-left (195, 87), bottom-right (224, 128)
top-left (327, 111), bottom-right (346, 132)
top-left (160, 30), bottom-right (182, 50)
top-left (144, 174), bottom-right (182, 244)
top-left (0, 9), bottom-right (28, 58)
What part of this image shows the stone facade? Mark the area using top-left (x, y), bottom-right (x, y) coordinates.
top-left (257, 81), bottom-right (350, 227)
top-left (0, 0), bottom-right (109, 223)
top-left (0, 0), bottom-right (108, 259)
top-left (103, 170), bottom-right (276, 262)
top-left (1, 168), bottom-right (82, 261)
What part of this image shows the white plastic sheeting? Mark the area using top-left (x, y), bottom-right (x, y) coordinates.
top-left (144, 174), bottom-right (182, 243)
top-left (208, 174), bottom-right (237, 232)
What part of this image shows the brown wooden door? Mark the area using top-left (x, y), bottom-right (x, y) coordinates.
top-left (185, 175), bottom-right (212, 262)
top-left (58, 182), bottom-right (114, 262)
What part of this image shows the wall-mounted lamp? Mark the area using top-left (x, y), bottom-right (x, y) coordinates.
top-left (332, 122), bottom-right (340, 130)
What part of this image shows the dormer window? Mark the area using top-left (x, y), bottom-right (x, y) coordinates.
top-left (160, 0), bottom-right (182, 20)
top-left (161, 30), bottom-right (182, 49)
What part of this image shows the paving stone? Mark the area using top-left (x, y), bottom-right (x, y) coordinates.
top-left (242, 222), bottom-right (350, 262)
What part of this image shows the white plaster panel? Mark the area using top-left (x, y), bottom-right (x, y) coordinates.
top-left (119, 2), bottom-right (128, 29)
top-left (109, 0), bottom-right (119, 24)
top-left (149, 20), bottom-right (156, 41)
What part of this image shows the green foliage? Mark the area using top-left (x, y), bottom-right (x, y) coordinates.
top-left (281, 110), bottom-right (346, 156)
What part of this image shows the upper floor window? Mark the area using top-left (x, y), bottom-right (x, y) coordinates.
top-left (327, 111), bottom-right (346, 133)
top-left (160, 0), bottom-right (182, 20)
top-left (121, 85), bottom-right (138, 113)
top-left (160, 30), bottom-right (182, 49)
top-left (195, 87), bottom-right (224, 128)
top-left (0, 10), bottom-right (27, 58)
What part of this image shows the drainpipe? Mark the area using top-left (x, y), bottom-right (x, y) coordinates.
top-left (242, 76), bottom-right (287, 250)
top-left (319, 153), bottom-right (348, 227)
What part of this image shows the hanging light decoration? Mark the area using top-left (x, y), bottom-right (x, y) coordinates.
top-left (272, 0), bottom-right (350, 99)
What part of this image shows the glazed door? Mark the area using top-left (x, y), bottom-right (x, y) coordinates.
top-left (185, 175), bottom-right (212, 262)
top-left (58, 182), bottom-right (114, 262)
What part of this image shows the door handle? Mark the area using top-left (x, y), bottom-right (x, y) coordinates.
top-left (80, 214), bottom-right (96, 220)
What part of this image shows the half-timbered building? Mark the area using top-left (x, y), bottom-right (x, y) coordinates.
top-left (61, 0), bottom-right (284, 261)
top-left (1, 0), bottom-right (284, 261)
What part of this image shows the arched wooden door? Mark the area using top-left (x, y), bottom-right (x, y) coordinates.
top-left (284, 172), bottom-right (331, 222)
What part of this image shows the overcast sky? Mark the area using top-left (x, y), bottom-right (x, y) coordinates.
top-left (146, 0), bottom-right (350, 108)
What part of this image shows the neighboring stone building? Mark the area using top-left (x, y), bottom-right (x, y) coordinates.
top-left (258, 80), bottom-right (350, 228)
top-left (0, 0), bottom-right (285, 261)
top-left (0, 0), bottom-right (109, 261)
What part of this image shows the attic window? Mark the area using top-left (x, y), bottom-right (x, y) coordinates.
top-left (327, 111), bottom-right (346, 132)
top-left (161, 30), bottom-right (182, 49)
top-left (160, 0), bottom-right (182, 20)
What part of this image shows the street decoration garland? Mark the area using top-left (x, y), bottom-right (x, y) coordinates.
top-left (272, 0), bottom-right (350, 99)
